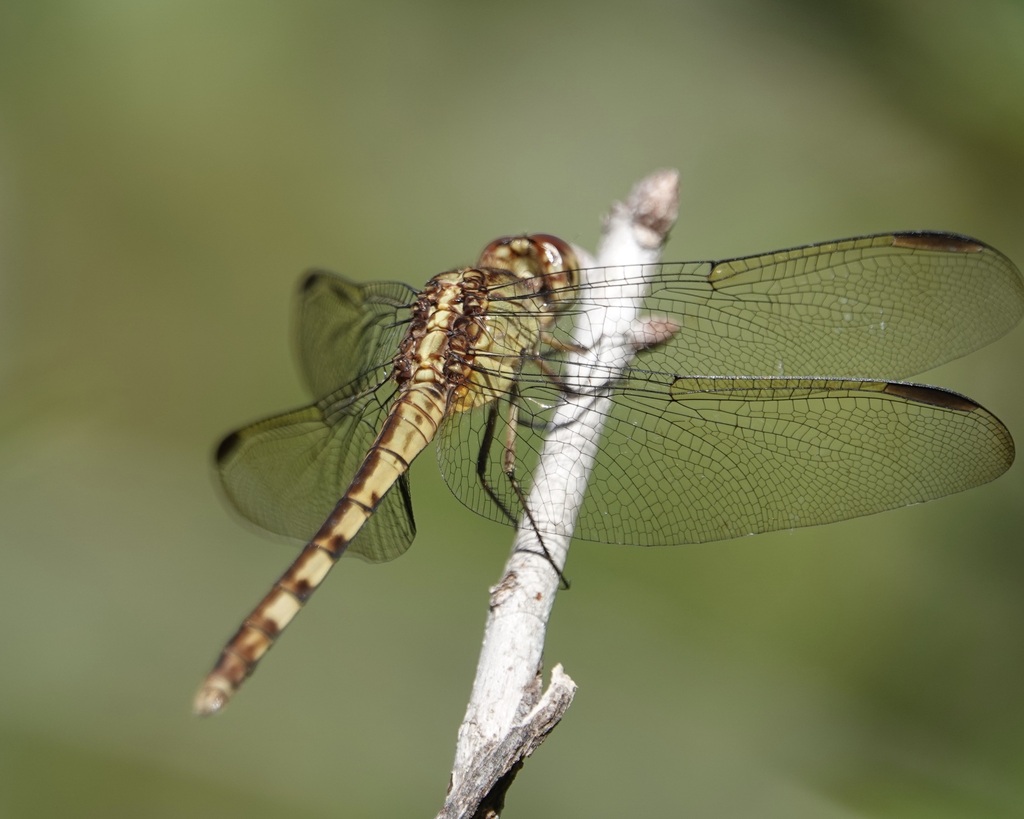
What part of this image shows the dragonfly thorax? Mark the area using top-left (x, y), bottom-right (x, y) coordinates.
top-left (388, 235), bottom-right (581, 416)
top-left (390, 268), bottom-right (519, 415)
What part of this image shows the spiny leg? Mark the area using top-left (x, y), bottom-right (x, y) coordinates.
top-left (540, 330), bottom-right (587, 356)
top-left (475, 386), bottom-right (569, 589)
top-left (475, 400), bottom-right (520, 526)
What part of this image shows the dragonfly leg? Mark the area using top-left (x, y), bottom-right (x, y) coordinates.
top-left (475, 401), bottom-right (519, 526)
top-left (533, 355), bottom-right (575, 395)
top-left (540, 330), bottom-right (587, 356)
top-left (475, 391), bottom-right (569, 588)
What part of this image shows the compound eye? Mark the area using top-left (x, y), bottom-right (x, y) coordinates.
top-left (476, 233), bottom-right (580, 297)
top-left (527, 234), bottom-right (580, 290)
top-left (528, 234), bottom-right (574, 271)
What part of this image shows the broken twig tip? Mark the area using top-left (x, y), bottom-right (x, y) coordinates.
top-left (625, 168), bottom-right (680, 248)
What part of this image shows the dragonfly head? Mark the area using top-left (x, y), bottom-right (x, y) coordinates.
top-left (478, 234), bottom-right (581, 313)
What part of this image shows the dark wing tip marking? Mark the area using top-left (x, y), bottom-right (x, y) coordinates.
top-left (215, 430), bottom-right (242, 465)
top-left (884, 382), bottom-right (980, 412)
top-left (300, 269), bottom-right (373, 306)
top-left (299, 270), bottom-right (324, 292)
top-left (891, 232), bottom-right (985, 254)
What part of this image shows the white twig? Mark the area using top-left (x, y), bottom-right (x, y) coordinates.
top-left (439, 170), bottom-right (680, 818)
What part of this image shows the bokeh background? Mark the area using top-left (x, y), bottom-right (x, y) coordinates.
top-left (1, 2), bottom-right (1023, 817)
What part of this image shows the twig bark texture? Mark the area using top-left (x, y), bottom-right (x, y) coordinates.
top-left (439, 170), bottom-right (679, 819)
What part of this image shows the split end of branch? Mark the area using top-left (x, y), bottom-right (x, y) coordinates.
top-left (439, 666), bottom-right (577, 819)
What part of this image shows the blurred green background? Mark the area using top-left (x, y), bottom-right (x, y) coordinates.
top-left (1, 2), bottom-right (1023, 817)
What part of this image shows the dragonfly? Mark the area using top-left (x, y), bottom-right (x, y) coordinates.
top-left (195, 231), bottom-right (1022, 715)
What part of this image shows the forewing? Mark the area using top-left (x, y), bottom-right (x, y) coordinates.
top-left (550, 232), bottom-right (1024, 380)
top-left (296, 271), bottom-right (416, 400)
top-left (218, 269), bottom-right (419, 563)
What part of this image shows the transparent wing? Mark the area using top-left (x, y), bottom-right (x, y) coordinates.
top-left (295, 271), bottom-right (416, 399)
top-left (438, 369), bottom-right (1014, 546)
top-left (437, 231), bottom-right (1021, 542)
top-left (216, 272), bottom-right (417, 563)
top-left (506, 232), bottom-right (1024, 380)
top-left (226, 233), bottom-right (1024, 552)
